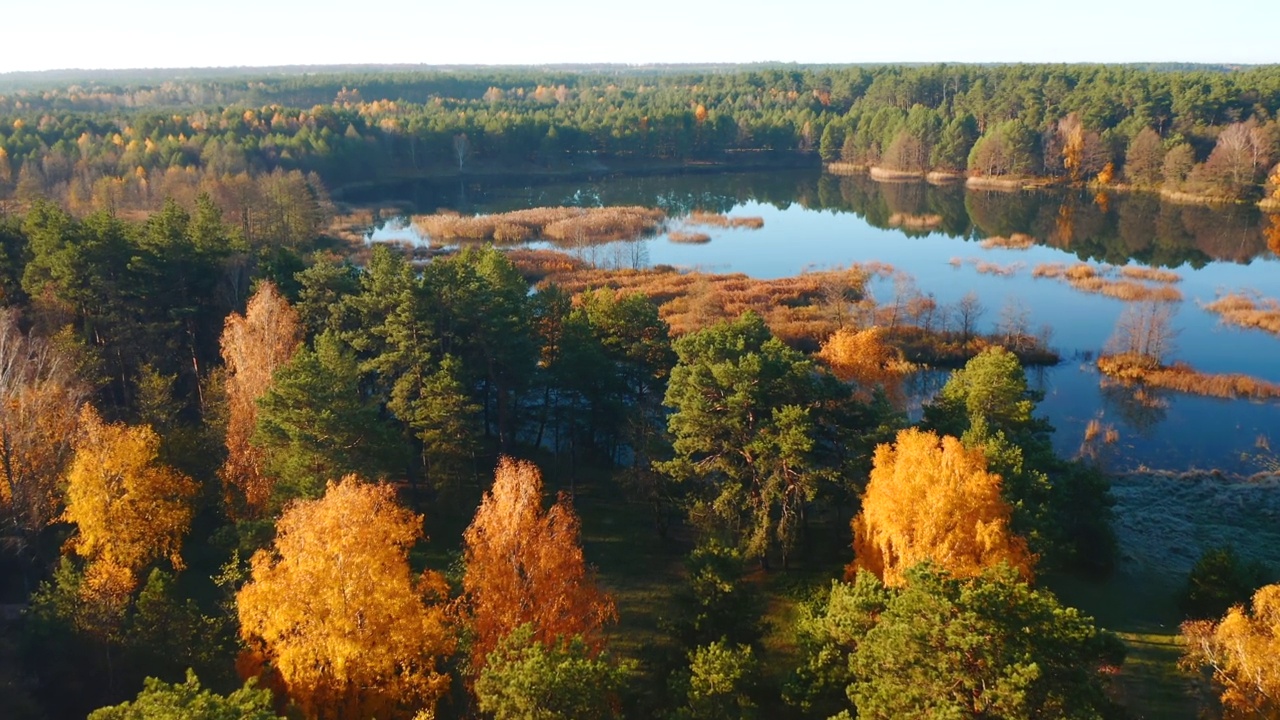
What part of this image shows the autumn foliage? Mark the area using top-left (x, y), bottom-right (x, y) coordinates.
top-left (850, 428), bottom-right (1033, 586)
top-left (1182, 583), bottom-right (1280, 719)
top-left (61, 405), bottom-right (198, 580)
top-left (816, 326), bottom-right (911, 403)
top-left (236, 477), bottom-right (454, 720)
top-left (462, 457), bottom-right (615, 669)
top-left (0, 311), bottom-right (89, 539)
top-left (1203, 292), bottom-right (1280, 337)
top-left (218, 282), bottom-right (303, 515)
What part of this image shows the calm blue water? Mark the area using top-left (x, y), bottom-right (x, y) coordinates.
top-left (362, 171), bottom-right (1280, 474)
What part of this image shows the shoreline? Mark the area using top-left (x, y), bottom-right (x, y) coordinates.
top-left (824, 163), bottom-right (1279, 210)
top-left (331, 152), bottom-right (820, 200)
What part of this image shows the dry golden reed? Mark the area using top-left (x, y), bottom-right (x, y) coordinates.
top-left (414, 206), bottom-right (666, 244)
top-left (1117, 266), bottom-right (1182, 284)
top-left (1098, 353), bottom-right (1280, 400)
top-left (979, 233), bottom-right (1035, 250)
top-left (668, 231), bottom-right (712, 244)
top-left (973, 260), bottom-right (1023, 277)
top-left (686, 211), bottom-right (765, 229)
top-left (1203, 293), bottom-right (1280, 337)
top-left (886, 213), bottom-right (944, 230)
top-left (508, 249), bottom-right (891, 346)
top-left (1033, 263), bottom-right (1183, 302)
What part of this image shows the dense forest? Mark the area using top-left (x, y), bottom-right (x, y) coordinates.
top-left (2, 64), bottom-right (1280, 219)
top-left (1, 64), bottom-right (1279, 720)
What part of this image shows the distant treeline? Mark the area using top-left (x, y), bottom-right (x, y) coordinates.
top-left (2, 64), bottom-right (1280, 213)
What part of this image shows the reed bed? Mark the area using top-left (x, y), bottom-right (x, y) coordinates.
top-left (668, 231), bottom-right (712, 244)
top-left (686, 211), bottom-right (765, 229)
top-left (972, 260), bottom-right (1023, 277)
top-left (951, 257), bottom-right (1023, 276)
top-left (513, 251), bottom-right (892, 346)
top-left (979, 233), bottom-right (1035, 250)
top-left (1117, 266), bottom-right (1182, 284)
top-left (543, 207), bottom-right (667, 242)
top-left (1069, 277), bottom-right (1183, 302)
top-left (1098, 353), bottom-right (1280, 401)
top-left (886, 212), bottom-right (944, 230)
top-left (509, 249), bottom-right (1056, 365)
top-left (1083, 418), bottom-right (1120, 445)
top-left (414, 206), bottom-right (666, 244)
top-left (506, 249), bottom-right (590, 283)
top-left (1203, 293), bottom-right (1280, 336)
top-left (1033, 263), bottom-right (1183, 302)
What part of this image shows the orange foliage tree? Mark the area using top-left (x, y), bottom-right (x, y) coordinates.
top-left (816, 326), bottom-right (910, 404)
top-left (0, 311), bottom-right (89, 546)
top-left (850, 427), bottom-right (1033, 586)
top-left (1182, 583), bottom-right (1280, 718)
top-left (462, 457), bottom-right (615, 669)
top-left (1266, 213), bottom-right (1280, 257)
top-left (61, 405), bottom-right (198, 583)
top-left (218, 281), bottom-right (303, 515)
top-left (236, 477), bottom-right (454, 720)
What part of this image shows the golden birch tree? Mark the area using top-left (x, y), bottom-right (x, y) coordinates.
top-left (850, 427), bottom-right (1033, 586)
top-left (61, 405), bottom-right (197, 583)
top-left (816, 326), bottom-right (910, 404)
top-left (1182, 583), bottom-right (1280, 719)
top-left (236, 477), bottom-right (454, 720)
top-left (0, 311), bottom-right (89, 546)
top-left (218, 281), bottom-right (302, 515)
top-left (462, 457), bottom-right (615, 669)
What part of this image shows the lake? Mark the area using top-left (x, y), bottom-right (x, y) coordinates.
top-left (351, 170), bottom-right (1280, 475)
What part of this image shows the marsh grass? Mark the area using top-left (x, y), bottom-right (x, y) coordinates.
top-left (886, 212), bottom-right (943, 230)
top-left (1118, 266), bottom-right (1183, 284)
top-left (1203, 292), bottom-right (1280, 337)
top-left (1098, 353), bottom-right (1280, 400)
top-left (1034, 263), bottom-right (1184, 302)
top-left (951, 257), bottom-right (1025, 276)
top-left (668, 231), bottom-right (712, 244)
top-left (414, 206), bottom-right (666, 244)
top-left (518, 256), bottom-right (893, 346)
top-left (686, 211), bottom-right (765, 229)
top-left (979, 233), bottom-right (1036, 250)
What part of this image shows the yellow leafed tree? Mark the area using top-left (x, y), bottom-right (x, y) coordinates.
top-left (0, 313), bottom-right (89, 540)
top-left (816, 326), bottom-right (911, 404)
top-left (61, 405), bottom-right (197, 580)
top-left (1182, 583), bottom-right (1280, 719)
top-left (236, 477), bottom-right (454, 720)
top-left (1266, 213), bottom-right (1280, 257)
top-left (218, 281), bottom-right (302, 515)
top-left (849, 427), bottom-right (1033, 586)
top-left (462, 457), bottom-right (615, 669)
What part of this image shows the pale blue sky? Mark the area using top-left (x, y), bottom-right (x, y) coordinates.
top-left (3, 0), bottom-right (1277, 73)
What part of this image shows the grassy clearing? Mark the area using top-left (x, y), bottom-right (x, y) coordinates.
top-left (1203, 292), bottom-right (1280, 337)
top-left (1098, 353), bottom-right (1280, 400)
top-left (1048, 468), bottom-right (1280, 719)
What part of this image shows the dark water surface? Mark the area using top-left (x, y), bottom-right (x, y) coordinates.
top-left (355, 170), bottom-right (1280, 474)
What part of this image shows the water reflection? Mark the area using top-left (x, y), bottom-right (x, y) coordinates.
top-left (1098, 378), bottom-right (1170, 437)
top-left (352, 170), bottom-right (1280, 474)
